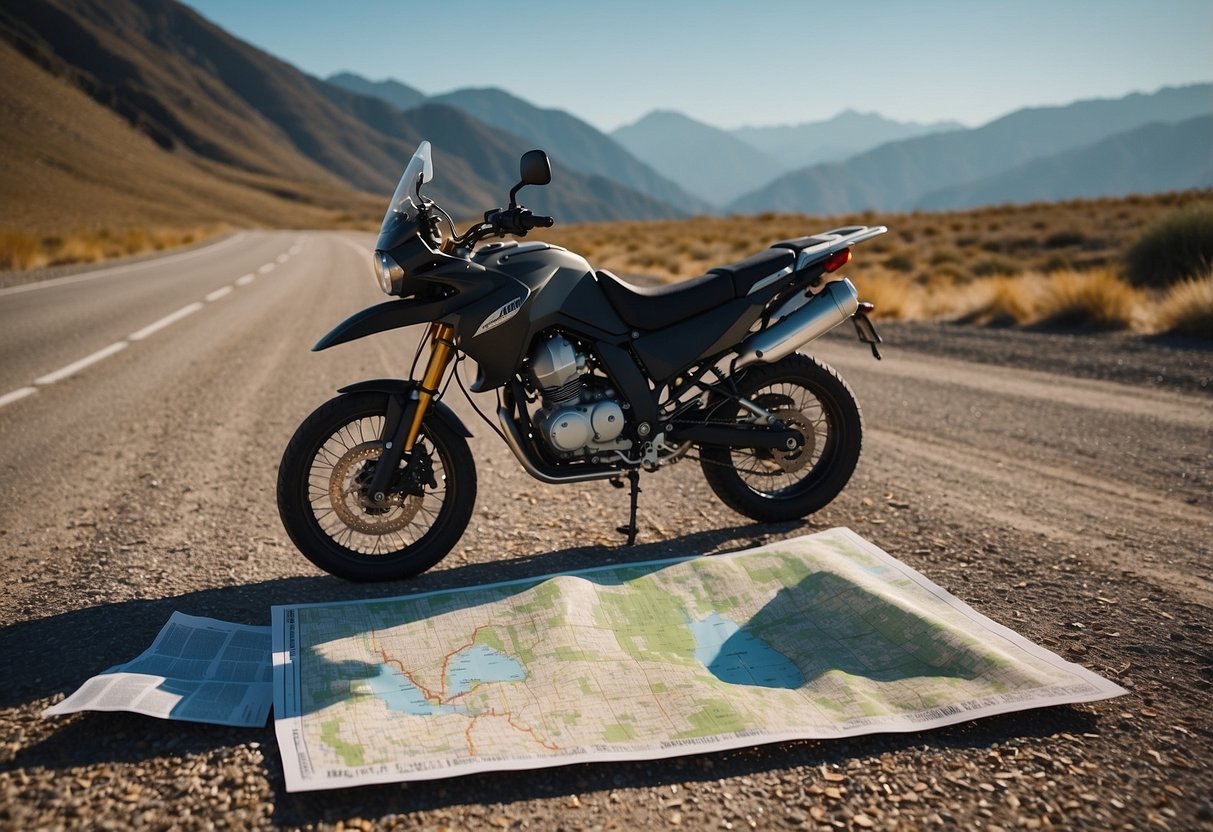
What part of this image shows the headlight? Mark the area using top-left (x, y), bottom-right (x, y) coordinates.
top-left (372, 251), bottom-right (404, 295)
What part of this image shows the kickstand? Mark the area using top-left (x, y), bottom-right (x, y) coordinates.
top-left (615, 469), bottom-right (642, 545)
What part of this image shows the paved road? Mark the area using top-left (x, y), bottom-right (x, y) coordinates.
top-left (1, 232), bottom-right (1210, 830)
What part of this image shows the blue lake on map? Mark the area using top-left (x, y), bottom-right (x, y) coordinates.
top-left (365, 644), bottom-right (526, 714)
top-left (445, 644), bottom-right (527, 696)
top-left (688, 612), bottom-right (805, 688)
top-left (365, 664), bottom-right (461, 715)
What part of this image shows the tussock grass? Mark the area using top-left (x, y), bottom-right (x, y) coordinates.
top-left (1155, 273), bottom-right (1213, 337)
top-left (0, 226), bottom-right (224, 272)
top-left (1031, 269), bottom-right (1147, 330)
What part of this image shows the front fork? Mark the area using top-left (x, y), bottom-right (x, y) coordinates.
top-left (365, 322), bottom-right (457, 502)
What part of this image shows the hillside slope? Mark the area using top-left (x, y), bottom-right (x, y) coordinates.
top-left (0, 38), bottom-right (376, 232)
top-left (0, 0), bottom-right (681, 226)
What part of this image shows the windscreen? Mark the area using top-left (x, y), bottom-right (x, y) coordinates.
top-left (381, 140), bottom-right (433, 228)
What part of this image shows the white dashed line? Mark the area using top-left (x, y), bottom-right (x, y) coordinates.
top-left (0, 387), bottom-right (38, 408)
top-left (34, 342), bottom-right (128, 385)
top-left (5, 244), bottom-right (297, 405)
top-left (128, 302), bottom-right (204, 341)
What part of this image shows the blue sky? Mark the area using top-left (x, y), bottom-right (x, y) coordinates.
top-left (182, 0), bottom-right (1213, 131)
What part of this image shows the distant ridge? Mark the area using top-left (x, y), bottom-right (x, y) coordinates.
top-left (915, 115), bottom-right (1213, 210)
top-left (728, 84), bottom-right (1213, 215)
top-left (611, 110), bottom-right (786, 205)
top-left (731, 109), bottom-right (964, 169)
top-left (328, 73), bottom-right (710, 214)
top-left (327, 71), bottom-right (426, 111)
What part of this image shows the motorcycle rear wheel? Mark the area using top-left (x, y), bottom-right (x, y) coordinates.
top-left (277, 391), bottom-right (476, 581)
top-left (699, 354), bottom-right (861, 522)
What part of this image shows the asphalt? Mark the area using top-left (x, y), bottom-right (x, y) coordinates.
top-left (1, 231), bottom-right (1210, 830)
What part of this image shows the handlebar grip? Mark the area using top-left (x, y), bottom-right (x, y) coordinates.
top-left (530, 215), bottom-right (554, 228)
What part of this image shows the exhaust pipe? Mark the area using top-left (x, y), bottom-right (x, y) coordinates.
top-left (734, 278), bottom-right (859, 369)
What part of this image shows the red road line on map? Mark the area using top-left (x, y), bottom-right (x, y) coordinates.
top-left (371, 627), bottom-right (560, 757)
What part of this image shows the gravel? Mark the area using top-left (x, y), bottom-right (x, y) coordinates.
top-left (2, 238), bottom-right (1210, 831)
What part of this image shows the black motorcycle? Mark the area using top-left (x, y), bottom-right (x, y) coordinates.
top-left (277, 142), bottom-right (886, 581)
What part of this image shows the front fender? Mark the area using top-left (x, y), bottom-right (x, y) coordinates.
top-left (336, 378), bottom-right (472, 437)
top-left (313, 297), bottom-right (452, 351)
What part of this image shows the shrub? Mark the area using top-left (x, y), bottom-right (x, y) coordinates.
top-left (1124, 203), bottom-right (1213, 287)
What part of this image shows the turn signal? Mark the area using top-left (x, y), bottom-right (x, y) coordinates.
top-left (823, 248), bottom-right (852, 273)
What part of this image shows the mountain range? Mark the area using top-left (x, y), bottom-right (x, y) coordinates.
top-left (1, 0), bottom-right (1209, 236)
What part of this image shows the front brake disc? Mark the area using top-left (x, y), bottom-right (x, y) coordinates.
top-left (328, 442), bottom-right (422, 535)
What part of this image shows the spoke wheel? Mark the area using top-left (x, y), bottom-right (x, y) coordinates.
top-left (699, 354), bottom-right (861, 522)
top-left (278, 392), bottom-right (476, 581)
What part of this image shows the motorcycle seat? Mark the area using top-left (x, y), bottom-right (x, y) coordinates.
top-left (596, 249), bottom-right (794, 331)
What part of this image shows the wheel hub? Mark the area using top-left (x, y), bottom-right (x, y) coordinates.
top-left (767, 408), bottom-right (816, 473)
top-left (328, 442), bottom-right (422, 535)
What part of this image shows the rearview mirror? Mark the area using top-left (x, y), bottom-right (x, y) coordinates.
top-left (520, 149), bottom-right (552, 186)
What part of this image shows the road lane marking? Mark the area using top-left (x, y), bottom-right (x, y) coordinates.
top-left (7, 243), bottom-right (297, 400)
top-left (289, 245), bottom-right (302, 255)
top-left (0, 233), bottom-right (248, 298)
top-left (128, 302), bottom-right (204, 341)
top-left (0, 387), bottom-right (38, 408)
top-left (34, 342), bottom-right (128, 385)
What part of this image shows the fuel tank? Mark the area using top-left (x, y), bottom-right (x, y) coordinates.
top-left (460, 242), bottom-right (626, 391)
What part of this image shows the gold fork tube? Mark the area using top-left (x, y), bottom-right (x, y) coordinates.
top-left (404, 323), bottom-right (456, 451)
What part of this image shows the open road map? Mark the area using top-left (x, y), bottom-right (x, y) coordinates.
top-left (271, 528), bottom-right (1125, 791)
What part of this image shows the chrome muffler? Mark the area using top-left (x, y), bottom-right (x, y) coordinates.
top-left (734, 278), bottom-right (859, 369)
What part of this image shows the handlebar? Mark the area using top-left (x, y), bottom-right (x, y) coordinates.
top-left (452, 206), bottom-right (555, 249)
top-left (488, 207), bottom-right (554, 235)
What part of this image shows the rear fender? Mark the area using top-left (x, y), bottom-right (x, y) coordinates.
top-left (336, 378), bottom-right (472, 437)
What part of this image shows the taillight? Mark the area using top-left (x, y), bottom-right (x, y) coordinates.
top-left (823, 248), bottom-right (852, 273)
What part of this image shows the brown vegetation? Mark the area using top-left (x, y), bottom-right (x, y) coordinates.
top-left (542, 190), bottom-right (1213, 337)
top-left (0, 226), bottom-right (228, 272)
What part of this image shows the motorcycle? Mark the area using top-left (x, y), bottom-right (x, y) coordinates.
top-left (277, 141), bottom-right (886, 581)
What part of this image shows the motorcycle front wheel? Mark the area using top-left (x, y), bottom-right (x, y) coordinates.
top-left (277, 391), bottom-right (476, 582)
top-left (699, 353), bottom-right (861, 522)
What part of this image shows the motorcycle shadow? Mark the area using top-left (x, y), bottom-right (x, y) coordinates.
top-left (0, 519), bottom-right (1098, 820)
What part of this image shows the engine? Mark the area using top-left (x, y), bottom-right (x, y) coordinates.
top-left (526, 336), bottom-right (631, 458)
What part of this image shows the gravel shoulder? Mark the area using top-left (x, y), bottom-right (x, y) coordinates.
top-left (1, 236), bottom-right (1210, 831)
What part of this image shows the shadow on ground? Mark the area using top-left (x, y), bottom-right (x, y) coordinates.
top-left (2, 518), bottom-right (1102, 826)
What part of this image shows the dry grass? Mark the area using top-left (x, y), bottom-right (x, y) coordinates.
top-left (541, 190), bottom-right (1213, 338)
top-left (1155, 273), bottom-right (1213, 337)
top-left (0, 226), bottom-right (226, 272)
